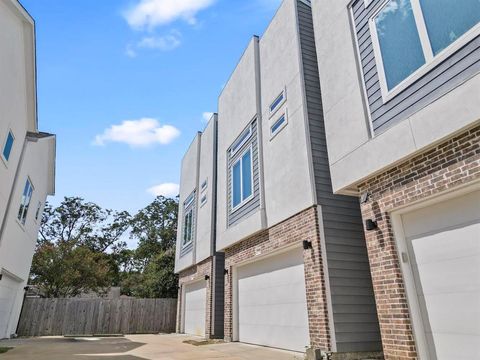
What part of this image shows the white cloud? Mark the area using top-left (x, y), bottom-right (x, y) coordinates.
top-left (138, 30), bottom-right (181, 51)
top-left (125, 43), bottom-right (137, 58)
top-left (124, 0), bottom-right (215, 30)
top-left (147, 183), bottom-right (179, 198)
top-left (202, 112), bottom-right (214, 123)
top-left (94, 118), bottom-right (180, 148)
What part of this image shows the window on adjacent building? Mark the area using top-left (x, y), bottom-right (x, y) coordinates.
top-left (35, 201), bottom-right (42, 221)
top-left (18, 178), bottom-right (34, 225)
top-left (269, 90), bottom-right (286, 115)
top-left (271, 113), bottom-right (288, 138)
top-left (371, 0), bottom-right (480, 92)
top-left (2, 131), bottom-right (14, 162)
top-left (232, 147), bottom-right (253, 210)
top-left (200, 194), bottom-right (207, 207)
top-left (201, 179), bottom-right (208, 192)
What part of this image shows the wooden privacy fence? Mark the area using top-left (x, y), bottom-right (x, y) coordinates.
top-left (17, 298), bottom-right (177, 337)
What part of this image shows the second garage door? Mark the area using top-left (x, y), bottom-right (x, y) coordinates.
top-left (400, 190), bottom-right (480, 359)
top-left (236, 247), bottom-right (310, 352)
top-left (0, 273), bottom-right (21, 339)
top-left (184, 280), bottom-right (207, 337)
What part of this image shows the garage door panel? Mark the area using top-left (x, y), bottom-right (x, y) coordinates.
top-left (432, 333), bottom-right (480, 360)
top-left (410, 223), bottom-right (480, 264)
top-left (412, 255), bottom-right (480, 295)
top-left (237, 248), bottom-right (310, 352)
top-left (0, 274), bottom-right (21, 338)
top-left (400, 190), bottom-right (480, 359)
top-left (418, 292), bottom-right (480, 334)
top-left (184, 281), bottom-right (206, 337)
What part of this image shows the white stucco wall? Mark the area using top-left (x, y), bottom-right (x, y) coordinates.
top-left (175, 134), bottom-right (200, 273)
top-left (0, 0), bottom-right (30, 225)
top-left (216, 38), bottom-right (266, 251)
top-left (0, 136), bottom-right (55, 338)
top-left (260, 0), bottom-right (316, 228)
top-left (195, 115), bottom-right (217, 263)
top-left (311, 0), bottom-right (480, 193)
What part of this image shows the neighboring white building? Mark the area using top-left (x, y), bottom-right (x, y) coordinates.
top-left (0, 0), bottom-right (56, 339)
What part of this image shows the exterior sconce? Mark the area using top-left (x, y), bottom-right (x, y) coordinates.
top-left (224, 269), bottom-right (229, 275)
top-left (0, 274), bottom-right (2, 281)
top-left (303, 240), bottom-right (313, 250)
top-left (365, 219), bottom-right (378, 231)
top-left (205, 275), bottom-right (210, 281)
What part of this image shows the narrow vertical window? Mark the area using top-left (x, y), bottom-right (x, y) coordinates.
top-left (18, 178), bottom-right (34, 225)
top-left (2, 131), bottom-right (14, 162)
top-left (231, 147), bottom-right (254, 210)
top-left (35, 201), bottom-right (42, 221)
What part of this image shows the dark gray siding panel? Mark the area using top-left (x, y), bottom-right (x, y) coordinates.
top-left (352, 0), bottom-right (480, 134)
top-left (297, 1), bottom-right (382, 352)
top-left (211, 252), bottom-right (225, 338)
top-left (227, 120), bottom-right (261, 227)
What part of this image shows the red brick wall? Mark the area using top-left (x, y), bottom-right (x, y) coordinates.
top-left (358, 125), bottom-right (480, 360)
top-left (176, 257), bottom-right (213, 338)
top-left (223, 207), bottom-right (332, 350)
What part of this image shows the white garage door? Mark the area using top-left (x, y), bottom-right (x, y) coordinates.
top-left (401, 190), bottom-right (480, 359)
top-left (236, 247), bottom-right (310, 352)
top-left (183, 280), bottom-right (206, 337)
top-left (0, 273), bottom-right (21, 339)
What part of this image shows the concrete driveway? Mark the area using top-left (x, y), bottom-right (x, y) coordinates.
top-left (0, 334), bottom-right (304, 360)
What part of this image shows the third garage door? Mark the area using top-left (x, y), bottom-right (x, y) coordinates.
top-left (236, 247), bottom-right (310, 352)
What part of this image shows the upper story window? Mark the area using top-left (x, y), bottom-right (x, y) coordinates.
top-left (269, 89), bottom-right (286, 116)
top-left (270, 112), bottom-right (288, 138)
top-left (201, 179), bottom-right (208, 192)
top-left (231, 147), bottom-right (253, 211)
top-left (2, 131), bottom-right (14, 162)
top-left (230, 126), bottom-right (252, 156)
top-left (182, 191), bottom-right (195, 248)
top-left (18, 178), bottom-right (34, 225)
top-left (371, 0), bottom-right (480, 94)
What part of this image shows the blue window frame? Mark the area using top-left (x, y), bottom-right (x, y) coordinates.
top-left (371, 0), bottom-right (480, 94)
top-left (2, 131), bottom-right (14, 162)
top-left (18, 178), bottom-right (34, 225)
top-left (231, 147), bottom-right (253, 210)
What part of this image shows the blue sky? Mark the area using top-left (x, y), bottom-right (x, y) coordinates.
top-left (21, 0), bottom-right (281, 214)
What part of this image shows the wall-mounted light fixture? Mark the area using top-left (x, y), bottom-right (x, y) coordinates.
top-left (303, 240), bottom-right (313, 250)
top-left (0, 274), bottom-right (2, 281)
top-left (365, 219), bottom-right (378, 231)
top-left (360, 192), bottom-right (371, 204)
top-left (205, 275), bottom-right (210, 281)
top-left (224, 269), bottom-right (229, 275)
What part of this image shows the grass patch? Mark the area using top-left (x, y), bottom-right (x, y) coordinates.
top-left (0, 347), bottom-right (13, 354)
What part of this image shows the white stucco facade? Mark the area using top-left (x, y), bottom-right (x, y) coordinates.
top-left (0, 0), bottom-right (56, 339)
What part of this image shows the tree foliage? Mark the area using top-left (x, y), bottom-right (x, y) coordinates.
top-left (30, 195), bottom-right (179, 299)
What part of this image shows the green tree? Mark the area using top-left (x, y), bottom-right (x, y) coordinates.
top-left (121, 196), bottom-right (179, 298)
top-left (31, 197), bottom-right (131, 297)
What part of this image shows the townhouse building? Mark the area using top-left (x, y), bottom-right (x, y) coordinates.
top-left (175, 115), bottom-right (225, 339)
top-left (311, 0), bottom-right (480, 359)
top-left (0, 0), bottom-right (56, 339)
top-left (176, 0), bottom-right (384, 357)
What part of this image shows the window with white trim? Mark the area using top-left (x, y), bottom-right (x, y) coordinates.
top-left (2, 131), bottom-right (14, 162)
top-left (371, 0), bottom-right (480, 92)
top-left (270, 113), bottom-right (288, 138)
top-left (269, 89), bottom-right (286, 115)
top-left (230, 126), bottom-right (252, 156)
top-left (231, 147), bottom-right (253, 210)
top-left (18, 178), bottom-right (34, 225)
top-left (182, 208), bottom-right (193, 247)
